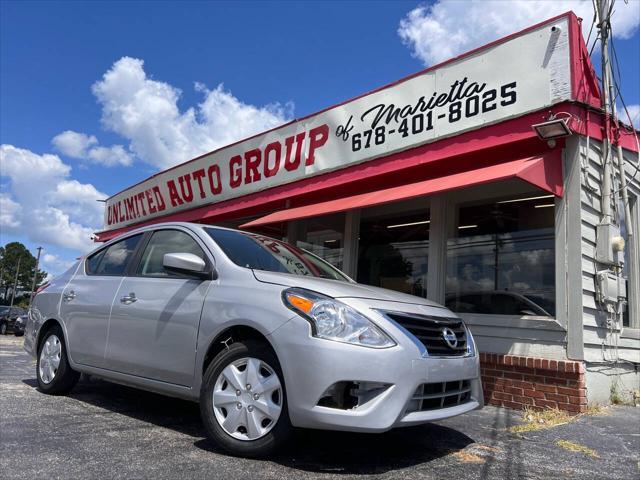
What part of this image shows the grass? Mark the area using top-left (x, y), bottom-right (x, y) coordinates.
top-left (509, 407), bottom-right (573, 433)
top-left (610, 383), bottom-right (623, 405)
top-left (451, 451), bottom-right (486, 464)
top-left (555, 440), bottom-right (599, 458)
top-left (508, 405), bottom-right (606, 434)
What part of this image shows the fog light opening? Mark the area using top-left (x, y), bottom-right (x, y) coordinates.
top-left (317, 381), bottom-right (390, 410)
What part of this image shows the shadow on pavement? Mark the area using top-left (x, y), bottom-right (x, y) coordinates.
top-left (196, 424), bottom-right (474, 474)
top-left (23, 375), bottom-right (475, 474)
top-left (23, 375), bottom-right (206, 439)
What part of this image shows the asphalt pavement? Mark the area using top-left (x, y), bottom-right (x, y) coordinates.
top-left (1, 335), bottom-right (638, 479)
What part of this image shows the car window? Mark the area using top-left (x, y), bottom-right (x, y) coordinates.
top-left (488, 294), bottom-right (521, 315)
top-left (446, 294), bottom-right (486, 314)
top-left (95, 234), bottom-right (143, 276)
top-left (136, 230), bottom-right (206, 277)
top-left (205, 228), bottom-right (350, 282)
top-left (86, 249), bottom-right (106, 274)
top-left (524, 295), bottom-right (555, 316)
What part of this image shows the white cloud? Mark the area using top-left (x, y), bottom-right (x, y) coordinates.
top-left (398, 0), bottom-right (640, 66)
top-left (85, 144), bottom-right (133, 167)
top-left (52, 130), bottom-right (98, 158)
top-left (91, 57), bottom-right (293, 169)
top-left (42, 253), bottom-right (75, 273)
top-left (625, 104), bottom-right (640, 129)
top-left (0, 144), bottom-right (106, 252)
top-left (52, 130), bottom-right (132, 167)
top-left (0, 193), bottom-right (22, 228)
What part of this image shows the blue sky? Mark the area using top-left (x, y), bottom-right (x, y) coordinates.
top-left (1, 0), bottom-right (639, 277)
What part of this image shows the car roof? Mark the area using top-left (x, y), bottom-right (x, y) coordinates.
top-left (86, 222), bottom-right (252, 258)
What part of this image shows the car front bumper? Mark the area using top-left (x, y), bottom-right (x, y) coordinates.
top-left (268, 314), bottom-right (482, 433)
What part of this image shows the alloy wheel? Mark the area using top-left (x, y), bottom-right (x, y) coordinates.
top-left (39, 334), bottom-right (61, 384)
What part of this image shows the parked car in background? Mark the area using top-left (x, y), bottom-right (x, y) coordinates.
top-left (24, 222), bottom-right (482, 457)
top-left (445, 291), bottom-right (553, 317)
top-left (0, 306), bottom-right (27, 335)
top-left (13, 314), bottom-right (28, 336)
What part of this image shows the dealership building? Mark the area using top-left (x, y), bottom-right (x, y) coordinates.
top-left (96, 12), bottom-right (640, 411)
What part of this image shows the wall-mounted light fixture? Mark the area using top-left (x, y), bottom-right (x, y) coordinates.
top-left (531, 117), bottom-right (572, 147)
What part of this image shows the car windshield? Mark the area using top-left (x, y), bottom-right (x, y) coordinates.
top-left (0, 306), bottom-right (10, 314)
top-left (205, 228), bottom-right (351, 282)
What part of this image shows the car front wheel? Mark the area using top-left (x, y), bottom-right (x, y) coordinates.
top-left (0, 322), bottom-right (7, 335)
top-left (200, 340), bottom-right (292, 457)
top-left (37, 325), bottom-right (79, 394)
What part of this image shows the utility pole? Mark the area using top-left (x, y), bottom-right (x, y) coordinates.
top-left (595, 0), bottom-right (633, 250)
top-left (9, 256), bottom-right (21, 308)
top-left (29, 247), bottom-right (43, 307)
top-left (597, 0), bottom-right (614, 224)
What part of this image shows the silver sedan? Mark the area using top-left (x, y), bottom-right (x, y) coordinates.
top-left (24, 222), bottom-right (482, 457)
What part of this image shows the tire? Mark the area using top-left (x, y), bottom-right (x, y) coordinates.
top-left (0, 322), bottom-right (7, 335)
top-left (36, 325), bottom-right (79, 394)
top-left (200, 340), bottom-right (292, 458)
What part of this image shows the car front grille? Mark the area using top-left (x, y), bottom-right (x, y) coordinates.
top-left (385, 312), bottom-right (468, 356)
top-left (407, 380), bottom-right (472, 412)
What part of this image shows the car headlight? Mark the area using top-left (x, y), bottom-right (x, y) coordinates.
top-left (465, 326), bottom-right (476, 356)
top-left (282, 288), bottom-right (396, 348)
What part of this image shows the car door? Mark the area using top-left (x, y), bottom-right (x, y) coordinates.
top-left (60, 234), bottom-right (143, 368)
top-left (106, 228), bottom-right (211, 386)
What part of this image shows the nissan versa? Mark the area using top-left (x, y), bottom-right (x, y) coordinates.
top-left (24, 222), bottom-right (482, 457)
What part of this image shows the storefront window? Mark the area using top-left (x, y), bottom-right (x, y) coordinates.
top-left (297, 213), bottom-right (345, 270)
top-left (445, 194), bottom-right (555, 317)
top-left (357, 208), bottom-right (429, 297)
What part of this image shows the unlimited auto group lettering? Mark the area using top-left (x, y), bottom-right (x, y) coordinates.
top-left (106, 124), bottom-right (329, 226)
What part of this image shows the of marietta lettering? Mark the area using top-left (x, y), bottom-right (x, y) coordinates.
top-left (106, 124), bottom-right (329, 226)
top-left (336, 78), bottom-right (517, 153)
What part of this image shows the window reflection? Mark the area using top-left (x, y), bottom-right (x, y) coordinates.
top-left (358, 210), bottom-right (429, 297)
top-left (94, 235), bottom-right (142, 276)
top-left (137, 230), bottom-right (205, 276)
top-left (297, 214), bottom-right (345, 269)
top-left (445, 195), bottom-right (555, 317)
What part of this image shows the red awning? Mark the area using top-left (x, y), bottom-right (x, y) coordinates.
top-left (240, 154), bottom-right (562, 229)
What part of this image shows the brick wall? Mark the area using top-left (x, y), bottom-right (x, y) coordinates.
top-left (480, 352), bottom-right (587, 413)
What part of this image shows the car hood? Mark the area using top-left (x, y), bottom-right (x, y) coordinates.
top-left (252, 270), bottom-right (443, 307)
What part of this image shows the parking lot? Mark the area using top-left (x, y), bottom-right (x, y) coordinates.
top-left (1, 335), bottom-right (638, 480)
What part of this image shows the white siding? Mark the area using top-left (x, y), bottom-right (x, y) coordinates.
top-left (577, 137), bottom-right (640, 363)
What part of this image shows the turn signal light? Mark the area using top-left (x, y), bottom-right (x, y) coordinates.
top-left (285, 293), bottom-right (315, 314)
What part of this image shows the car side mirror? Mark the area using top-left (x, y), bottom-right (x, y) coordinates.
top-left (163, 253), bottom-right (212, 279)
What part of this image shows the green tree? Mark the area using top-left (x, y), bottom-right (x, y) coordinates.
top-left (0, 242), bottom-right (47, 303)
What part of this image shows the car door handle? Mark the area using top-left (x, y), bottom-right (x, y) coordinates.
top-left (62, 290), bottom-right (76, 302)
top-left (120, 293), bottom-right (137, 305)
